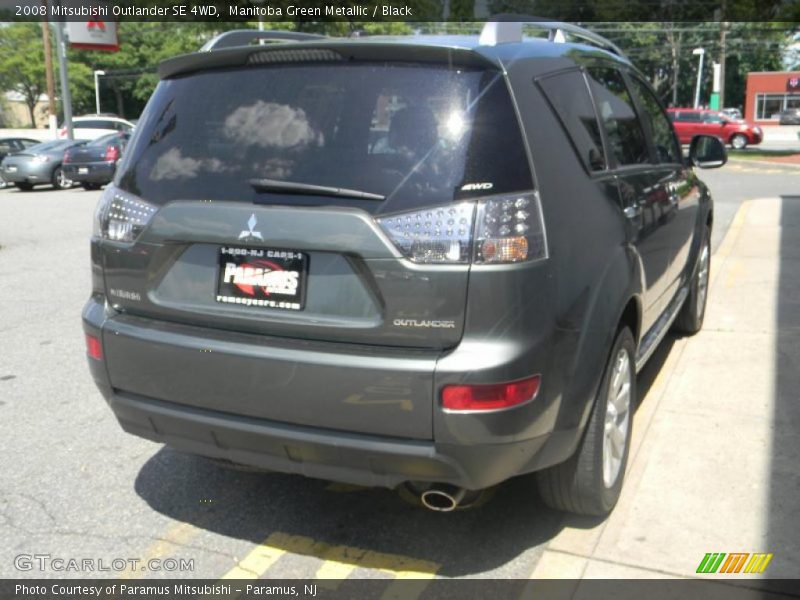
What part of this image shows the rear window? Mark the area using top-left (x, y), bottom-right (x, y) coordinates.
top-left (27, 140), bottom-right (75, 152)
top-left (116, 61), bottom-right (532, 213)
top-left (89, 133), bottom-right (120, 147)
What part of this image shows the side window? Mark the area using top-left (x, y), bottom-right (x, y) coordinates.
top-left (537, 70), bottom-right (606, 172)
top-left (97, 120), bottom-right (116, 129)
top-left (627, 76), bottom-right (681, 164)
top-left (0, 141), bottom-right (13, 154)
top-left (586, 67), bottom-right (649, 167)
top-left (703, 112), bottom-right (723, 124)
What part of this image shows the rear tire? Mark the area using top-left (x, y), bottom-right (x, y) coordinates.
top-left (673, 226), bottom-right (711, 335)
top-left (81, 183), bottom-right (102, 191)
top-left (52, 167), bottom-right (72, 190)
top-left (730, 134), bottom-right (747, 150)
top-left (537, 327), bottom-right (635, 516)
top-left (15, 182), bottom-right (34, 191)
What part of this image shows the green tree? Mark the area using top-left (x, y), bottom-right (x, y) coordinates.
top-left (0, 23), bottom-right (47, 127)
top-left (68, 23), bottom-right (216, 118)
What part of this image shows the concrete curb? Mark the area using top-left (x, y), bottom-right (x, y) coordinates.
top-left (727, 158), bottom-right (800, 170)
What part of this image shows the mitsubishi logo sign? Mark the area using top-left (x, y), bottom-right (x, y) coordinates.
top-left (788, 77), bottom-right (800, 91)
top-left (66, 11), bottom-right (119, 53)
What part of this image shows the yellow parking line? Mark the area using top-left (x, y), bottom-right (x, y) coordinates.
top-left (119, 521), bottom-right (199, 579)
top-left (220, 534), bottom-right (293, 579)
top-left (315, 545), bottom-right (367, 589)
top-left (220, 531), bottom-right (440, 598)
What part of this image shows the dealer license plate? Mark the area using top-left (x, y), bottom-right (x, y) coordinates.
top-left (216, 246), bottom-right (307, 311)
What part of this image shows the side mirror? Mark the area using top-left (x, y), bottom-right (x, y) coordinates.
top-left (688, 135), bottom-right (727, 169)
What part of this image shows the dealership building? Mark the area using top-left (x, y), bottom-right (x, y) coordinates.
top-left (745, 71), bottom-right (800, 123)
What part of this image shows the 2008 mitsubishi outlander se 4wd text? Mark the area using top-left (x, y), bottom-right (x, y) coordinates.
top-left (83, 21), bottom-right (727, 516)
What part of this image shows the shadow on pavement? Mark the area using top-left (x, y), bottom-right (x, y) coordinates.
top-left (770, 195), bottom-right (800, 573)
top-left (134, 446), bottom-right (564, 577)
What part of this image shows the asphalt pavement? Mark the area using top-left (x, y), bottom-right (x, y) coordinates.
top-left (1, 160), bottom-right (799, 588)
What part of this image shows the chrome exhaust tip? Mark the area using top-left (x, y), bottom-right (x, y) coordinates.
top-left (419, 485), bottom-right (467, 512)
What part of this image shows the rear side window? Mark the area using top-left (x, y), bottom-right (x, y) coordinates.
top-left (537, 70), bottom-right (606, 172)
top-left (586, 67), bottom-right (649, 167)
top-left (703, 112), bottom-right (723, 124)
top-left (116, 62), bottom-right (533, 213)
top-left (626, 76), bottom-right (681, 164)
top-left (675, 112), bottom-right (702, 123)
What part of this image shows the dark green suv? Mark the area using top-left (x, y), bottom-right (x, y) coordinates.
top-left (83, 22), bottom-right (726, 516)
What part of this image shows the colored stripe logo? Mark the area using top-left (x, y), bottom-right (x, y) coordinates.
top-left (697, 553), bottom-right (773, 574)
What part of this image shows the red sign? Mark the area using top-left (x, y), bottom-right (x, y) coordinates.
top-left (788, 77), bottom-right (800, 92)
top-left (66, 21), bottom-right (119, 52)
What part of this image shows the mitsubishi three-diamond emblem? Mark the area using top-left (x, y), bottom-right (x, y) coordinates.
top-left (239, 213), bottom-right (264, 241)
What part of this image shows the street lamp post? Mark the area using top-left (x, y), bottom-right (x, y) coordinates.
top-left (693, 48), bottom-right (705, 109)
top-left (94, 70), bottom-right (106, 115)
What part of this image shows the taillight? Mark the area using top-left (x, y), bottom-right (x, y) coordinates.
top-left (85, 334), bottom-right (103, 360)
top-left (93, 184), bottom-right (157, 243)
top-left (63, 150), bottom-right (71, 164)
top-left (473, 192), bottom-right (547, 264)
top-left (376, 202), bottom-right (475, 263)
top-left (104, 145), bottom-right (120, 162)
top-left (442, 375), bottom-right (541, 412)
top-left (376, 191), bottom-right (547, 265)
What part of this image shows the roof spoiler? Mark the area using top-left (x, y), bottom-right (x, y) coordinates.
top-left (200, 30), bottom-right (327, 52)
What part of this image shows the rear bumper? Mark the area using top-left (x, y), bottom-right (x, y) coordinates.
top-left (82, 294), bottom-right (578, 489)
top-left (1, 163), bottom-right (53, 183)
top-left (105, 389), bottom-right (549, 489)
top-left (63, 162), bottom-right (115, 183)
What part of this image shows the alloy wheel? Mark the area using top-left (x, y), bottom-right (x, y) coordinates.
top-left (696, 241), bottom-right (710, 320)
top-left (603, 347), bottom-right (632, 488)
top-left (57, 168), bottom-right (72, 189)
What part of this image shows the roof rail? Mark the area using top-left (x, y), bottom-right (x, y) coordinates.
top-left (479, 17), bottom-right (625, 59)
top-left (200, 30), bottom-right (327, 52)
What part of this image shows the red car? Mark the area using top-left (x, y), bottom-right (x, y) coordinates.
top-left (667, 108), bottom-right (762, 149)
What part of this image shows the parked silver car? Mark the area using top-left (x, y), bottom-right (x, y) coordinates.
top-left (0, 139), bottom-right (86, 191)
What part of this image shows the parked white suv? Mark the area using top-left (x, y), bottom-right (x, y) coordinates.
top-left (59, 115), bottom-right (135, 140)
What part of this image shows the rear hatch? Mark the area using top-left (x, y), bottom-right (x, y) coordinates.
top-left (98, 52), bottom-right (533, 438)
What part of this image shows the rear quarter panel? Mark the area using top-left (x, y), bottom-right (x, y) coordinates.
top-left (500, 58), bottom-right (644, 437)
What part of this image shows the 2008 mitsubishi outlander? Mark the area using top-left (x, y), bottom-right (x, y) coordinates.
top-left (83, 21), bottom-right (726, 516)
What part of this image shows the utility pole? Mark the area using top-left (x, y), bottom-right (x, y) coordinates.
top-left (719, 21), bottom-right (728, 110)
top-left (52, 14), bottom-right (73, 139)
top-left (40, 10), bottom-right (58, 138)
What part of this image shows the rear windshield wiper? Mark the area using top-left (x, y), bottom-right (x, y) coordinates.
top-left (249, 178), bottom-right (385, 201)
